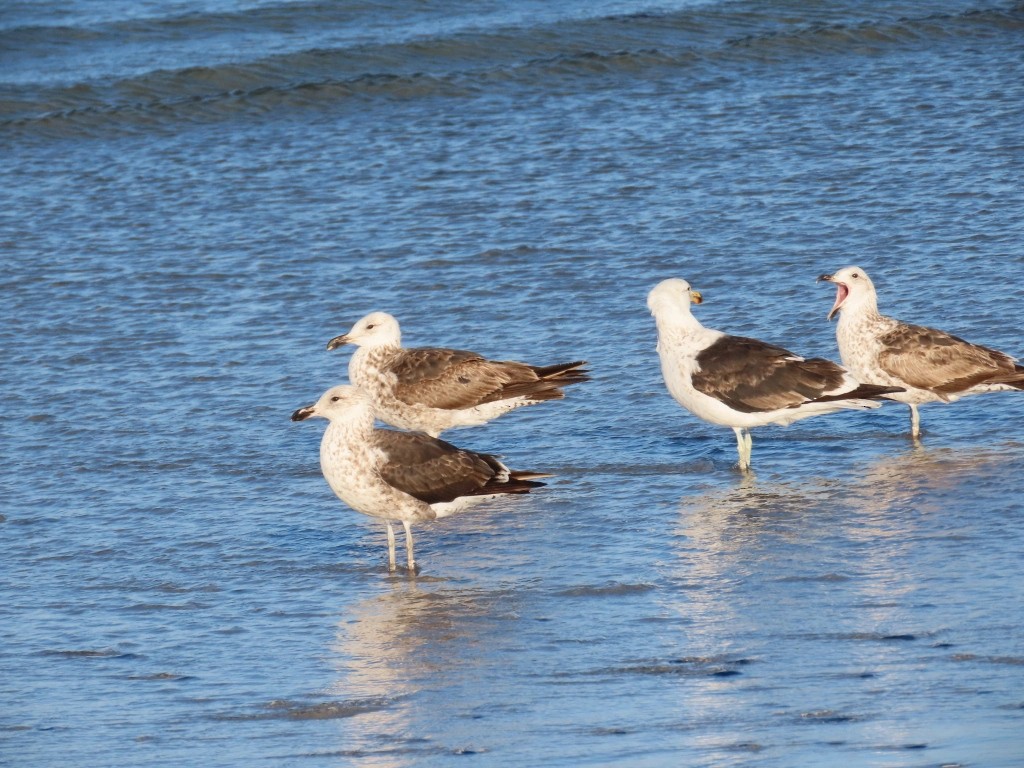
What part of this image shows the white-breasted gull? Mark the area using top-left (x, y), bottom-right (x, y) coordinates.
top-left (648, 277), bottom-right (902, 470)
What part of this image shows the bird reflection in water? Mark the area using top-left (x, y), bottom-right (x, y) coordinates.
top-left (327, 578), bottom-right (517, 761)
top-left (676, 441), bottom-right (1021, 552)
top-left (670, 441), bottom-right (1022, 634)
top-left (661, 442), bottom-right (1023, 752)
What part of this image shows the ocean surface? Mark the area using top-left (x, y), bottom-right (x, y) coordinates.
top-left (3, 0), bottom-right (1024, 765)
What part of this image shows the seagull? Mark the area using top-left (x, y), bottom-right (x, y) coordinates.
top-left (326, 312), bottom-right (588, 436)
top-left (820, 266), bottom-right (1024, 439)
top-left (291, 385), bottom-right (548, 572)
top-left (648, 278), bottom-right (902, 470)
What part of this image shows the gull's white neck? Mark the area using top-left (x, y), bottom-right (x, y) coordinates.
top-left (653, 305), bottom-right (716, 351)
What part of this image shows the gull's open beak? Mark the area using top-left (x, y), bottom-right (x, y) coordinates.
top-left (326, 334), bottom-right (350, 351)
top-left (689, 289), bottom-right (703, 305)
top-left (291, 404), bottom-right (316, 422)
top-left (817, 274), bottom-right (846, 321)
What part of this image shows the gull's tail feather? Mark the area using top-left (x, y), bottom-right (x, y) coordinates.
top-left (495, 361), bottom-right (590, 403)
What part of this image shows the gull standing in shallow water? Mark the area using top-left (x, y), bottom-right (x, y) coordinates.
top-left (291, 385), bottom-right (548, 572)
top-left (326, 312), bottom-right (588, 437)
top-left (648, 278), bottom-right (902, 470)
top-left (820, 266), bottom-right (1024, 439)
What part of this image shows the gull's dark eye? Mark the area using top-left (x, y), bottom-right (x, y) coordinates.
top-left (330, 396), bottom-right (341, 402)
top-left (366, 324), bottom-right (376, 330)
top-left (851, 272), bottom-right (860, 279)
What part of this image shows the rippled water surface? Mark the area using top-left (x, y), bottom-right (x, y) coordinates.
top-left (3, 0), bottom-right (1024, 765)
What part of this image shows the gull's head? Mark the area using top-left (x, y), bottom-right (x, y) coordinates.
top-left (326, 312), bottom-right (401, 351)
top-left (817, 266), bottom-right (877, 321)
top-left (647, 278), bottom-right (703, 318)
top-left (291, 385), bottom-right (373, 423)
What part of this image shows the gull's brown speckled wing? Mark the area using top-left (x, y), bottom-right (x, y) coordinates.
top-left (692, 335), bottom-right (894, 413)
top-left (387, 347), bottom-right (586, 409)
top-left (877, 322), bottom-right (1024, 395)
top-left (373, 429), bottom-right (539, 504)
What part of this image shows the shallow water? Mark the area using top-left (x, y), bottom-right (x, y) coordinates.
top-left (3, 0), bottom-right (1024, 765)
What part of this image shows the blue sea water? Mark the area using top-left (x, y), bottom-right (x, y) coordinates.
top-left (3, 0), bottom-right (1024, 765)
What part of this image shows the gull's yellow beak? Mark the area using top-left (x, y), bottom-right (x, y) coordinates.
top-left (690, 289), bottom-right (703, 305)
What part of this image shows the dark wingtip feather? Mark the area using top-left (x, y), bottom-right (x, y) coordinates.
top-left (532, 361), bottom-right (591, 382)
top-left (990, 364), bottom-right (1024, 390)
top-left (860, 385), bottom-right (909, 403)
top-left (501, 478), bottom-right (547, 493)
top-left (503, 470), bottom-right (551, 492)
top-left (481, 469), bottom-right (551, 495)
top-left (811, 383), bottom-right (905, 405)
top-left (858, 383), bottom-right (906, 400)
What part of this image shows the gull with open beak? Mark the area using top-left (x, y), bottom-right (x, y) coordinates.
top-left (820, 266), bottom-right (1024, 438)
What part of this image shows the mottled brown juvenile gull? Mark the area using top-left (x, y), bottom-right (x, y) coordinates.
top-left (648, 278), bottom-right (902, 470)
top-left (326, 312), bottom-right (588, 436)
top-left (291, 385), bottom-right (548, 572)
top-left (820, 266), bottom-right (1024, 439)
